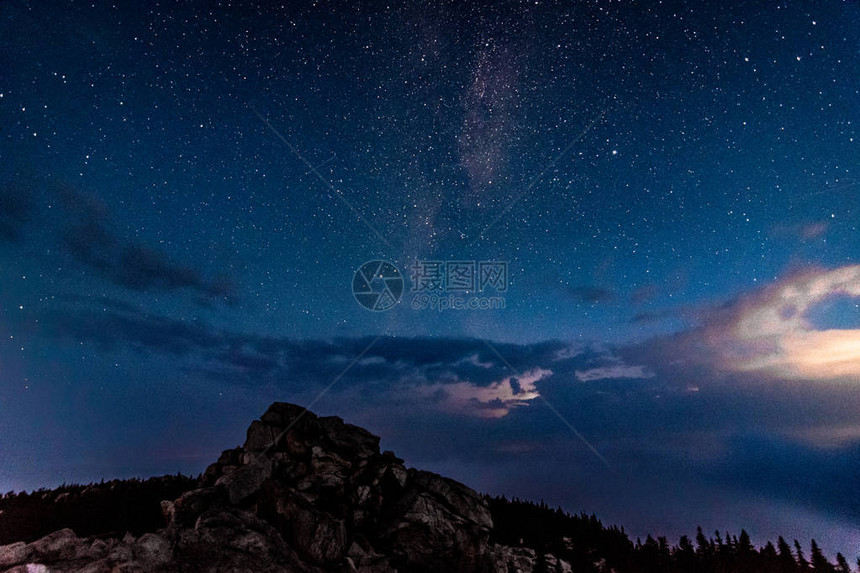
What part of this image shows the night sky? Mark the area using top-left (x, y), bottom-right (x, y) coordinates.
top-left (2, 0), bottom-right (859, 559)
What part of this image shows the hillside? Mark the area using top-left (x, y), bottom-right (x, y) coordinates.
top-left (0, 403), bottom-right (853, 572)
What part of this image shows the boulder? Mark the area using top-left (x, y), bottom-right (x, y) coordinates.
top-left (132, 533), bottom-right (172, 567)
top-left (0, 541), bottom-right (31, 569)
top-left (215, 456), bottom-right (273, 504)
top-left (29, 528), bottom-right (80, 561)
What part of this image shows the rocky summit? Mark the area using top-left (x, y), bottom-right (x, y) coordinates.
top-left (0, 403), bottom-right (572, 572)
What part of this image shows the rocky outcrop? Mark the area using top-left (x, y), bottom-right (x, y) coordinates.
top-left (0, 402), bottom-right (571, 572)
top-left (0, 529), bottom-right (174, 572)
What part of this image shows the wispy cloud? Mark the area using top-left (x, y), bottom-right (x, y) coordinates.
top-left (0, 182), bottom-right (36, 242)
top-left (575, 364), bottom-right (653, 382)
top-left (771, 220), bottom-right (830, 241)
top-left (56, 186), bottom-right (236, 302)
top-left (34, 299), bottom-right (569, 417)
top-left (563, 285), bottom-right (615, 304)
top-left (1, 178), bottom-right (236, 303)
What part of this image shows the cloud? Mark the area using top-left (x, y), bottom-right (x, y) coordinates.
top-left (708, 265), bottom-right (860, 380)
top-left (33, 299), bottom-right (571, 414)
top-left (3, 179), bottom-right (236, 303)
top-left (625, 264), bottom-right (860, 383)
top-left (36, 303), bottom-right (224, 357)
top-left (455, 353), bottom-right (495, 368)
top-left (779, 425), bottom-right (860, 450)
top-left (631, 284), bottom-right (659, 304)
top-left (563, 285), bottom-right (615, 304)
top-left (800, 222), bottom-right (829, 239)
top-left (629, 309), bottom-right (676, 324)
top-left (417, 367), bottom-right (552, 418)
top-left (114, 245), bottom-right (234, 299)
top-left (62, 218), bottom-right (116, 271)
top-left (31, 297), bottom-right (653, 422)
top-left (0, 182), bottom-right (36, 242)
top-left (552, 344), bottom-right (585, 361)
top-left (575, 364), bottom-right (653, 382)
top-left (771, 221), bottom-right (830, 241)
top-left (58, 188), bottom-right (235, 301)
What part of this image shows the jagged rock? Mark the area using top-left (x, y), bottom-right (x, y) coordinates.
top-left (0, 401), bottom-right (574, 573)
top-left (169, 486), bottom-right (224, 527)
top-left (244, 419), bottom-right (282, 452)
top-left (77, 560), bottom-right (112, 573)
top-left (106, 541), bottom-right (133, 564)
top-left (132, 533), bottom-right (171, 567)
top-left (269, 489), bottom-right (347, 564)
top-left (215, 456), bottom-right (273, 504)
top-left (0, 542), bottom-right (30, 569)
top-left (486, 545), bottom-right (575, 573)
top-left (170, 504), bottom-right (317, 572)
top-left (0, 529), bottom-right (146, 573)
top-left (88, 539), bottom-right (110, 559)
top-left (346, 536), bottom-right (392, 572)
top-left (160, 499), bottom-right (175, 524)
top-left (29, 529), bottom-right (80, 561)
top-left (5, 565), bottom-right (50, 573)
top-left (544, 553), bottom-right (573, 573)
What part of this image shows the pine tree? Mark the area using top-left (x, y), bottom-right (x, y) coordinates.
top-left (795, 540), bottom-right (809, 571)
top-left (762, 542), bottom-right (778, 562)
top-left (835, 553), bottom-right (850, 573)
top-left (736, 529), bottom-right (755, 573)
top-left (677, 534), bottom-right (697, 570)
top-left (696, 526), bottom-right (712, 558)
top-left (738, 530), bottom-right (753, 553)
top-left (810, 540), bottom-right (834, 573)
top-left (777, 536), bottom-right (796, 573)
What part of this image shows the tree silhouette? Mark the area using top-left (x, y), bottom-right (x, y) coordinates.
top-left (835, 552), bottom-right (851, 573)
top-left (0, 474), bottom-right (197, 544)
top-left (812, 539), bottom-right (836, 573)
top-left (486, 496), bottom-right (850, 573)
top-left (2, 482), bottom-right (853, 573)
top-left (777, 536), bottom-right (797, 573)
top-left (796, 539), bottom-right (810, 572)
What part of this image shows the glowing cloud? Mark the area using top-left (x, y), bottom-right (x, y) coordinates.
top-left (716, 265), bottom-right (860, 380)
top-left (418, 367), bottom-right (553, 418)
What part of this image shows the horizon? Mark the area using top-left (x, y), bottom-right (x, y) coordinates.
top-left (1, 0), bottom-right (859, 562)
top-left (1, 397), bottom-right (856, 562)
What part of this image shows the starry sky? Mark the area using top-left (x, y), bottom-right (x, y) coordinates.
top-left (1, 0), bottom-right (859, 559)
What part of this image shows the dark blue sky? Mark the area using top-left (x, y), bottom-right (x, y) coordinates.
top-left (1, 0), bottom-right (859, 560)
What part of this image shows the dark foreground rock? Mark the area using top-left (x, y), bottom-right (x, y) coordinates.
top-left (0, 403), bottom-right (571, 572)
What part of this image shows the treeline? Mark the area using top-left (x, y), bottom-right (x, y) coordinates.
top-left (0, 474), bottom-right (198, 545)
top-left (1, 475), bottom-right (854, 573)
top-left (488, 496), bottom-right (856, 573)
